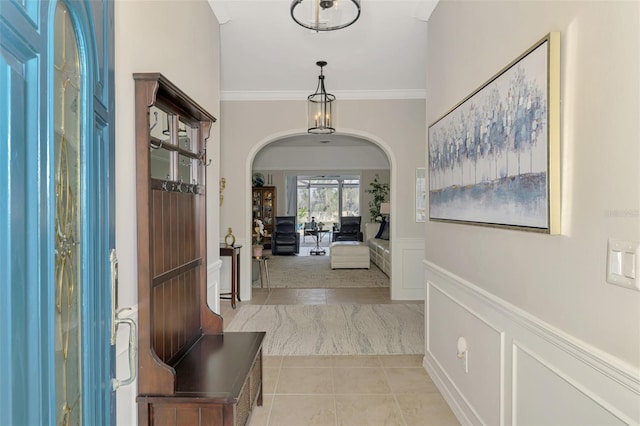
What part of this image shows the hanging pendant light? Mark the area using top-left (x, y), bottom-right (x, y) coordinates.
top-left (307, 61), bottom-right (335, 134)
top-left (291, 0), bottom-right (361, 32)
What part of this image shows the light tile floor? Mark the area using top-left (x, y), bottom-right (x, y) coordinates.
top-left (248, 354), bottom-right (459, 426)
top-left (220, 288), bottom-right (459, 426)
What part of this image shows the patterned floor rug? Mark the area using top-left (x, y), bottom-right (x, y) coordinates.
top-left (225, 303), bottom-right (424, 356)
top-left (263, 255), bottom-right (389, 288)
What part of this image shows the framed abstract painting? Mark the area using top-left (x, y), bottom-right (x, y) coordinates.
top-left (428, 32), bottom-right (560, 233)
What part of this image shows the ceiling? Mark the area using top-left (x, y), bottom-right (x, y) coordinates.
top-left (209, 0), bottom-right (439, 102)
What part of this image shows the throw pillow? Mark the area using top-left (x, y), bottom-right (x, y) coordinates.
top-left (380, 220), bottom-right (390, 240)
top-left (374, 219), bottom-right (386, 239)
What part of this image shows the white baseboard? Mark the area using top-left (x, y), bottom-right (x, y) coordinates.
top-left (423, 260), bottom-right (640, 425)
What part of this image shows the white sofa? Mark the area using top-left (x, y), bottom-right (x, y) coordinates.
top-left (364, 222), bottom-right (390, 276)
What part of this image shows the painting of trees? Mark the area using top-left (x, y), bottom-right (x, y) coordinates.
top-left (427, 35), bottom-right (558, 231)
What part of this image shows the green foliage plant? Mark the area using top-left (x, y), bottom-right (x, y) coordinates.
top-left (365, 174), bottom-right (389, 222)
top-left (297, 206), bottom-right (308, 223)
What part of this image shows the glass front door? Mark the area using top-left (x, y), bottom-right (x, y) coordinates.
top-left (54, 4), bottom-right (83, 423)
top-left (0, 0), bottom-right (115, 423)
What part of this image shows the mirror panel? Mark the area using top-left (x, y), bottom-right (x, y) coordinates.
top-left (178, 117), bottom-right (194, 153)
top-left (178, 153), bottom-right (193, 185)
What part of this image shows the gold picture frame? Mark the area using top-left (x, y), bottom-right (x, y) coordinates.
top-left (428, 32), bottom-right (560, 234)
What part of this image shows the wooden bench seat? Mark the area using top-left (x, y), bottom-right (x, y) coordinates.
top-left (138, 332), bottom-right (265, 426)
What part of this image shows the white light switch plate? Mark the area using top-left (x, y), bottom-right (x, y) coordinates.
top-left (607, 239), bottom-right (640, 291)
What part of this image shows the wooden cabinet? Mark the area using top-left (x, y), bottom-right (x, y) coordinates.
top-left (252, 186), bottom-right (276, 248)
top-left (134, 73), bottom-right (264, 426)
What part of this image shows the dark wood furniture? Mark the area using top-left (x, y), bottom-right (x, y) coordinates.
top-left (220, 244), bottom-right (242, 309)
top-left (134, 73), bottom-right (264, 426)
top-left (251, 186), bottom-right (276, 248)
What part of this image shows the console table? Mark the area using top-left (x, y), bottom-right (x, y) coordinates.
top-left (220, 244), bottom-right (242, 308)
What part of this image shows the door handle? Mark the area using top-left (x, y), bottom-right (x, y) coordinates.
top-left (112, 311), bottom-right (137, 390)
top-left (109, 249), bottom-right (138, 390)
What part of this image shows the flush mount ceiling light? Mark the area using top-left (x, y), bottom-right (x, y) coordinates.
top-left (291, 0), bottom-right (361, 32)
top-left (307, 61), bottom-right (335, 135)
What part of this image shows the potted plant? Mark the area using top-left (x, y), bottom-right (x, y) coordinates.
top-left (252, 218), bottom-right (265, 257)
top-left (365, 174), bottom-right (390, 222)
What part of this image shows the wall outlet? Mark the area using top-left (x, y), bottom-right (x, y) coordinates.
top-left (606, 239), bottom-right (640, 291)
top-left (457, 336), bottom-right (469, 373)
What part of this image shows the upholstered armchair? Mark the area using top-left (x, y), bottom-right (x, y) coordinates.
top-left (302, 221), bottom-right (317, 242)
top-left (272, 216), bottom-right (300, 255)
top-left (332, 216), bottom-right (363, 242)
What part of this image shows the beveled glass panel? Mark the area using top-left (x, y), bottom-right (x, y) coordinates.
top-left (149, 106), bottom-right (172, 180)
top-left (150, 105), bottom-right (170, 143)
top-left (54, 3), bottom-right (83, 424)
top-left (150, 148), bottom-right (171, 180)
top-left (178, 117), bottom-right (194, 153)
top-left (178, 154), bottom-right (193, 186)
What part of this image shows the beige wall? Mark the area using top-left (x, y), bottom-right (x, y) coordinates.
top-left (254, 144), bottom-right (390, 170)
top-left (114, 0), bottom-right (221, 423)
top-left (426, 0), bottom-right (640, 367)
top-left (115, 0), bottom-right (221, 308)
top-left (221, 99), bottom-right (425, 299)
top-left (221, 99), bottom-right (424, 246)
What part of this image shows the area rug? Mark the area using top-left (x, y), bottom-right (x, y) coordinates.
top-left (263, 255), bottom-right (389, 288)
top-left (225, 304), bottom-right (424, 356)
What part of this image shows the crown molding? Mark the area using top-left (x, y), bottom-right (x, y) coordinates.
top-left (221, 89), bottom-right (427, 101)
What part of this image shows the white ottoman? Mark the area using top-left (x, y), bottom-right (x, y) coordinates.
top-left (330, 241), bottom-right (370, 269)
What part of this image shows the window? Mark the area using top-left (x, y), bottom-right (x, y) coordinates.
top-left (297, 176), bottom-right (360, 225)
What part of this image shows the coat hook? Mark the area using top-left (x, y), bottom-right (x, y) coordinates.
top-left (198, 149), bottom-right (212, 167)
top-left (199, 136), bottom-right (212, 167)
top-left (149, 111), bottom-right (158, 131)
top-left (149, 138), bottom-right (163, 150)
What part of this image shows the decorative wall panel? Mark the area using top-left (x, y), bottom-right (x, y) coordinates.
top-left (423, 261), bottom-right (640, 425)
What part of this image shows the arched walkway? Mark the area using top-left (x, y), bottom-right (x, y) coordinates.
top-left (243, 128), bottom-right (397, 301)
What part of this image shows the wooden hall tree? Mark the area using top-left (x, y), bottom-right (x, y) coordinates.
top-left (134, 73), bottom-right (264, 426)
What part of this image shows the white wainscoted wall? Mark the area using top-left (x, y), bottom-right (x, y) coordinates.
top-left (423, 262), bottom-right (639, 425)
top-left (392, 237), bottom-right (425, 300)
top-left (424, 1), bottom-right (640, 424)
top-left (208, 259), bottom-right (223, 314)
